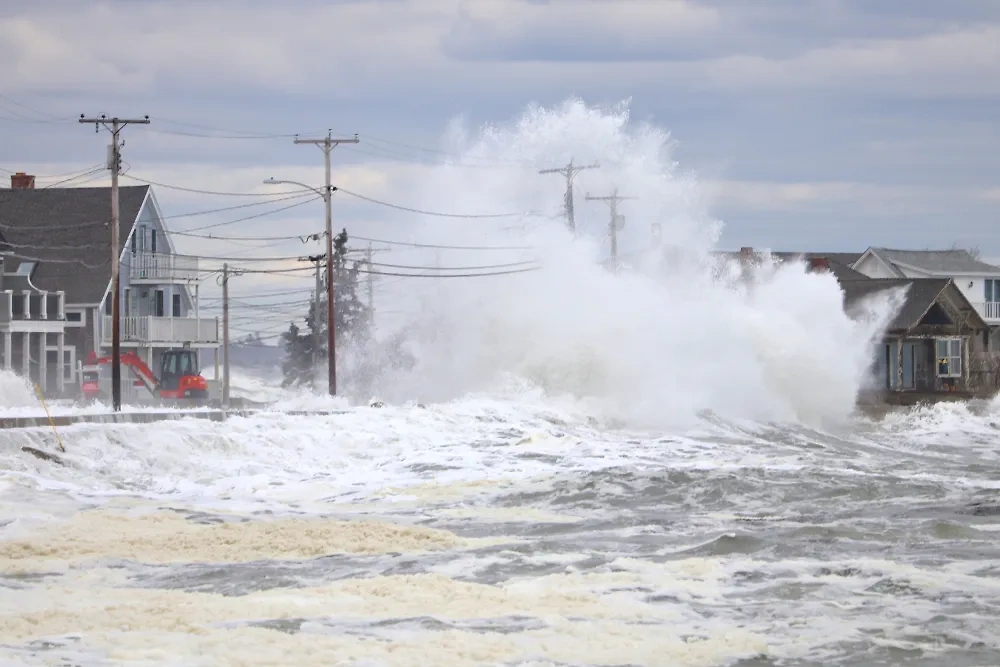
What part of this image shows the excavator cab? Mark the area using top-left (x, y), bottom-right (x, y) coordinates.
top-left (158, 349), bottom-right (208, 399)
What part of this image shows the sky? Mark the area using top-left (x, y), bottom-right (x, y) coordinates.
top-left (1, 0), bottom-right (998, 342)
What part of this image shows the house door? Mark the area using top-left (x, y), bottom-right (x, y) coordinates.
top-left (888, 341), bottom-right (916, 390)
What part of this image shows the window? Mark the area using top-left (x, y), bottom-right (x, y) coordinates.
top-left (66, 311), bottom-right (82, 322)
top-left (130, 232), bottom-right (136, 254)
top-left (986, 279), bottom-right (1000, 303)
top-left (936, 337), bottom-right (962, 378)
top-left (151, 229), bottom-right (157, 253)
top-left (105, 298), bottom-right (112, 315)
top-left (172, 293), bottom-right (181, 317)
top-left (154, 290), bottom-right (164, 317)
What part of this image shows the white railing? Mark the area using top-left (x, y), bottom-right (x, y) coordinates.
top-left (128, 253), bottom-right (199, 282)
top-left (103, 315), bottom-right (219, 344)
top-left (971, 301), bottom-right (1000, 322)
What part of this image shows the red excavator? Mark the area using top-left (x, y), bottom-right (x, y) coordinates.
top-left (81, 348), bottom-right (209, 402)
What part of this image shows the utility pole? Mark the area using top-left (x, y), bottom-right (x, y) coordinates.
top-left (586, 188), bottom-right (636, 271)
top-left (294, 130), bottom-right (359, 396)
top-left (79, 114), bottom-right (150, 412)
top-left (366, 242), bottom-right (374, 324)
top-left (539, 159), bottom-right (600, 234)
top-left (217, 263), bottom-right (244, 408)
top-left (300, 254), bottom-right (324, 388)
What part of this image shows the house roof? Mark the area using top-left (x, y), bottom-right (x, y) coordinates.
top-left (771, 252), bottom-right (868, 282)
top-left (839, 277), bottom-right (987, 331)
top-left (0, 185), bottom-right (149, 303)
top-left (864, 247), bottom-right (1000, 275)
top-left (715, 249), bottom-right (867, 282)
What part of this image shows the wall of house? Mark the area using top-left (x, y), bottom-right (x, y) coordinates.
top-left (98, 196), bottom-right (199, 347)
top-left (853, 254), bottom-right (900, 279)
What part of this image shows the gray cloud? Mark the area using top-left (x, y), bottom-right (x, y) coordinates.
top-left (0, 0), bottom-right (998, 303)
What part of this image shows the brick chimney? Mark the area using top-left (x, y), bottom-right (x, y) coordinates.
top-left (10, 172), bottom-right (35, 189)
top-left (809, 257), bottom-right (830, 272)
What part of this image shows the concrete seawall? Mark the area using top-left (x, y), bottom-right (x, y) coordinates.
top-left (0, 409), bottom-right (341, 430)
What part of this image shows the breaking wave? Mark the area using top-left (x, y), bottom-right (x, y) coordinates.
top-left (350, 99), bottom-right (901, 427)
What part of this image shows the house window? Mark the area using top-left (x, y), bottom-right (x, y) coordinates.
top-left (151, 229), bottom-right (157, 253)
top-left (155, 290), bottom-right (164, 317)
top-left (105, 298), bottom-right (112, 315)
top-left (986, 279), bottom-right (1000, 303)
top-left (936, 337), bottom-right (962, 378)
top-left (130, 232), bottom-right (136, 254)
top-left (66, 311), bottom-right (82, 322)
top-left (172, 293), bottom-right (181, 317)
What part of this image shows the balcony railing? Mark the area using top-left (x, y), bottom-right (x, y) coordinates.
top-left (0, 290), bottom-right (65, 324)
top-left (128, 253), bottom-right (199, 283)
top-left (971, 301), bottom-right (1000, 322)
top-left (102, 315), bottom-right (219, 345)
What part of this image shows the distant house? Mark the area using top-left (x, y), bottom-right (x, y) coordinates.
top-left (0, 172), bottom-right (220, 396)
top-left (0, 250), bottom-right (69, 394)
top-left (840, 277), bottom-right (991, 394)
top-left (851, 248), bottom-right (1000, 328)
top-left (724, 246), bottom-right (997, 398)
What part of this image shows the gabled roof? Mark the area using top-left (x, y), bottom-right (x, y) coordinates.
top-left (840, 277), bottom-right (987, 331)
top-left (0, 185), bottom-right (150, 303)
top-left (859, 247), bottom-right (1000, 275)
top-left (714, 249), bottom-right (867, 282)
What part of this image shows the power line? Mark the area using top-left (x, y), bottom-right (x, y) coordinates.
top-left (349, 234), bottom-right (534, 251)
top-left (121, 173), bottom-right (313, 197)
top-left (336, 187), bottom-right (538, 219)
top-left (179, 196), bottom-right (322, 233)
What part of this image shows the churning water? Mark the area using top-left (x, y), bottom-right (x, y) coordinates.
top-left (1, 100), bottom-right (999, 666)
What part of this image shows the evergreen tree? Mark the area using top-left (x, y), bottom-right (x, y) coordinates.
top-left (281, 228), bottom-right (373, 388)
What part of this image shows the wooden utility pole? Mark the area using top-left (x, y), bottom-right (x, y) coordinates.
top-left (294, 130), bottom-right (359, 396)
top-left (366, 242), bottom-right (374, 322)
top-left (586, 188), bottom-right (636, 271)
top-left (539, 159), bottom-right (600, 234)
top-left (300, 254), bottom-right (324, 387)
top-left (79, 114), bottom-right (150, 412)
top-left (217, 263), bottom-right (243, 407)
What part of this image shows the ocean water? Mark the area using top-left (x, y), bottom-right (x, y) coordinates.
top-left (2, 385), bottom-right (1000, 666)
top-left (2, 99), bottom-right (998, 665)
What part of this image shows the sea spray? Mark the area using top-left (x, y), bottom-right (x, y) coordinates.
top-left (337, 99), bottom-right (901, 427)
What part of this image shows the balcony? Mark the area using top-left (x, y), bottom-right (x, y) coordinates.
top-left (128, 253), bottom-right (199, 283)
top-left (0, 289), bottom-right (67, 332)
top-left (971, 301), bottom-right (1000, 323)
top-left (102, 315), bottom-right (219, 346)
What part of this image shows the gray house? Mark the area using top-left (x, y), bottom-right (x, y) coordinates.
top-left (0, 172), bottom-right (220, 396)
top-left (840, 277), bottom-right (990, 394)
top-left (0, 252), bottom-right (68, 394)
top-left (851, 247), bottom-right (1000, 327)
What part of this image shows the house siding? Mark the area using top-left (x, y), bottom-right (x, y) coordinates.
top-left (96, 192), bottom-right (202, 350)
top-left (854, 254), bottom-right (898, 278)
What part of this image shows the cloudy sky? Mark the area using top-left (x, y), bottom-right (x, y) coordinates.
top-left (1, 0), bottom-right (998, 340)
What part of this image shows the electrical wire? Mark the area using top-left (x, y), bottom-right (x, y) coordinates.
top-left (349, 234), bottom-right (534, 251)
top-left (179, 196), bottom-right (322, 233)
top-left (336, 187), bottom-right (536, 219)
top-left (121, 174), bottom-right (313, 198)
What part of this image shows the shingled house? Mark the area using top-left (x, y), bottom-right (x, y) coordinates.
top-left (840, 277), bottom-right (990, 394)
top-left (851, 247), bottom-right (1000, 328)
top-left (726, 247), bottom-right (997, 398)
top-left (0, 172), bottom-right (220, 397)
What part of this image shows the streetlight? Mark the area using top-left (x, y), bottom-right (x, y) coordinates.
top-left (263, 176), bottom-right (338, 396)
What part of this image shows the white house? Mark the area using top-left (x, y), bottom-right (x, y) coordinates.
top-left (851, 248), bottom-right (1000, 326)
top-left (0, 172), bottom-right (220, 396)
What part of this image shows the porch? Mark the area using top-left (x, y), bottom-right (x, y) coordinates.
top-left (102, 315), bottom-right (219, 346)
top-left (128, 253), bottom-right (199, 283)
top-left (871, 336), bottom-right (969, 392)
